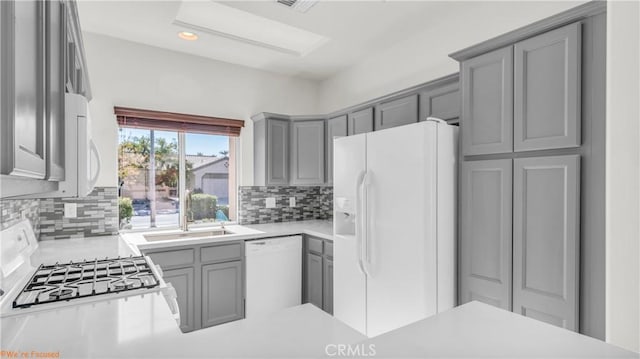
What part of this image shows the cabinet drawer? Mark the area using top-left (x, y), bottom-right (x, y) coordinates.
top-left (201, 243), bottom-right (242, 263)
top-left (147, 249), bottom-right (195, 269)
top-left (307, 237), bottom-right (323, 254)
top-left (323, 241), bottom-right (333, 258)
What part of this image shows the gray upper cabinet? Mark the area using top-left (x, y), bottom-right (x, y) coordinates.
top-left (326, 115), bottom-right (347, 184)
top-left (2, 0), bottom-right (47, 179)
top-left (290, 120), bottom-right (325, 185)
top-left (163, 267), bottom-right (196, 333)
top-left (267, 119), bottom-right (289, 185)
top-left (1, 0), bottom-right (89, 198)
top-left (460, 159), bottom-right (513, 310)
top-left (461, 46), bottom-right (514, 156)
top-left (45, 0), bottom-right (66, 181)
top-left (201, 261), bottom-right (244, 328)
top-left (514, 23), bottom-right (581, 152)
top-left (419, 82), bottom-right (460, 123)
top-left (375, 94), bottom-right (418, 131)
top-left (348, 107), bottom-right (374, 135)
top-left (513, 155), bottom-right (580, 331)
top-left (253, 117), bottom-right (290, 186)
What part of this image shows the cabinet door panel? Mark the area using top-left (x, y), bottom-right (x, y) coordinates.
top-left (306, 252), bottom-right (323, 309)
top-left (419, 83), bottom-right (460, 122)
top-left (8, 0), bottom-right (46, 178)
top-left (45, 0), bottom-right (65, 180)
top-left (323, 257), bottom-right (334, 315)
top-left (461, 47), bottom-right (514, 155)
top-left (163, 267), bottom-right (195, 333)
top-left (291, 120), bottom-right (325, 185)
top-left (347, 107), bottom-right (373, 135)
top-left (460, 159), bottom-right (512, 310)
top-left (266, 119), bottom-right (289, 185)
top-left (375, 94), bottom-right (418, 131)
top-left (326, 115), bottom-right (347, 184)
top-left (202, 261), bottom-right (244, 328)
top-left (514, 23), bottom-right (581, 152)
top-left (513, 155), bottom-right (580, 331)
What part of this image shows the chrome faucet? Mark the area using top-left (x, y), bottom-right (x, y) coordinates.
top-left (181, 189), bottom-right (192, 232)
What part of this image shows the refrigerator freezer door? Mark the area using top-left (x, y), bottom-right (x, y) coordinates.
top-left (334, 134), bottom-right (367, 214)
top-left (364, 122), bottom-right (439, 337)
top-left (334, 134), bottom-right (367, 334)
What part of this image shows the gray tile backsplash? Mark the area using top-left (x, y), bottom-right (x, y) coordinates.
top-left (238, 186), bottom-right (333, 225)
top-left (0, 187), bottom-right (118, 241)
top-left (0, 198), bottom-right (41, 238)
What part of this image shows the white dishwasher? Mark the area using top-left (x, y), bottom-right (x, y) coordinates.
top-left (245, 236), bottom-right (302, 318)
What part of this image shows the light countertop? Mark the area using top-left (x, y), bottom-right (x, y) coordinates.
top-left (32, 235), bottom-right (136, 264)
top-left (2, 299), bottom-right (365, 358)
top-left (122, 220), bottom-right (334, 251)
top-left (363, 301), bottom-right (638, 358)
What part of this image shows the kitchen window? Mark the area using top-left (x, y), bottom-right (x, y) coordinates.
top-left (115, 107), bottom-right (243, 230)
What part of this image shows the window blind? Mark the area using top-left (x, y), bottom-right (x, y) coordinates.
top-left (114, 107), bottom-right (244, 137)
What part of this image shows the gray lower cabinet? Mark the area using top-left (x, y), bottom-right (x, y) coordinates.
top-left (202, 261), bottom-right (244, 328)
top-left (163, 267), bottom-right (196, 333)
top-left (290, 119), bottom-right (325, 185)
top-left (326, 115), bottom-right (347, 184)
top-left (419, 82), bottom-right (460, 123)
top-left (323, 257), bottom-right (334, 315)
top-left (348, 107), bottom-right (374, 135)
top-left (144, 241), bottom-right (245, 333)
top-left (303, 236), bottom-right (333, 314)
top-left (514, 22), bottom-right (581, 152)
top-left (253, 116), bottom-right (289, 186)
top-left (459, 159), bottom-right (513, 310)
top-left (306, 252), bottom-right (323, 309)
top-left (460, 155), bottom-right (581, 331)
top-left (375, 94), bottom-right (418, 131)
top-left (513, 155), bottom-right (580, 330)
top-left (461, 46), bottom-right (514, 156)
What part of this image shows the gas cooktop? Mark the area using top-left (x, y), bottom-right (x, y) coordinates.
top-left (13, 255), bottom-right (160, 309)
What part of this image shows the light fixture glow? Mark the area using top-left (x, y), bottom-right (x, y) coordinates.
top-left (174, 2), bottom-right (328, 56)
top-left (178, 31), bottom-right (198, 41)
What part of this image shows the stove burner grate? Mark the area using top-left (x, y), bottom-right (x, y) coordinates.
top-left (12, 255), bottom-right (160, 309)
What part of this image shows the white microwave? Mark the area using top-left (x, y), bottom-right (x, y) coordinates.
top-left (61, 93), bottom-right (101, 197)
top-left (36, 93), bottom-right (101, 198)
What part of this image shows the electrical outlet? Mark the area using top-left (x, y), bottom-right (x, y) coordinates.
top-left (265, 197), bottom-right (276, 209)
top-left (64, 203), bottom-right (77, 218)
top-left (289, 197), bottom-right (296, 207)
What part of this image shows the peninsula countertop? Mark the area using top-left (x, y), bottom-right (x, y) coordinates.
top-left (122, 220), bottom-right (334, 251)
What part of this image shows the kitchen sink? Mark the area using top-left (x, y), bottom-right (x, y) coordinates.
top-left (143, 229), bottom-right (234, 242)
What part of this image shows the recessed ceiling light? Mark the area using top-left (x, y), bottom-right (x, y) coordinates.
top-left (178, 31), bottom-right (198, 41)
top-left (174, 1), bottom-right (328, 56)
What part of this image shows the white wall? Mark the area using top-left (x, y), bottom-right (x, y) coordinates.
top-left (83, 32), bottom-right (320, 187)
top-left (606, 0), bottom-right (640, 353)
top-left (316, 1), bottom-right (586, 113)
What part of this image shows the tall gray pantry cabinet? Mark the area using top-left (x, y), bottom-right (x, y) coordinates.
top-left (452, 2), bottom-right (606, 339)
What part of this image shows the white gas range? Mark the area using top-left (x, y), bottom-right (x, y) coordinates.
top-left (0, 220), bottom-right (180, 321)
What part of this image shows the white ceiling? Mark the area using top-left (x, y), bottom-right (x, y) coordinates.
top-left (77, 0), bottom-right (443, 80)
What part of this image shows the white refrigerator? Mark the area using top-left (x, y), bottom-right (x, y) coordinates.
top-left (333, 120), bottom-right (458, 337)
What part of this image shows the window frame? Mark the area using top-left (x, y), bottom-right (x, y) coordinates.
top-left (117, 129), bottom-right (239, 233)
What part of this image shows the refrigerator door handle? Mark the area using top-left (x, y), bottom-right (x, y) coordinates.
top-left (355, 171), bottom-right (367, 275)
top-left (362, 172), bottom-right (372, 277)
